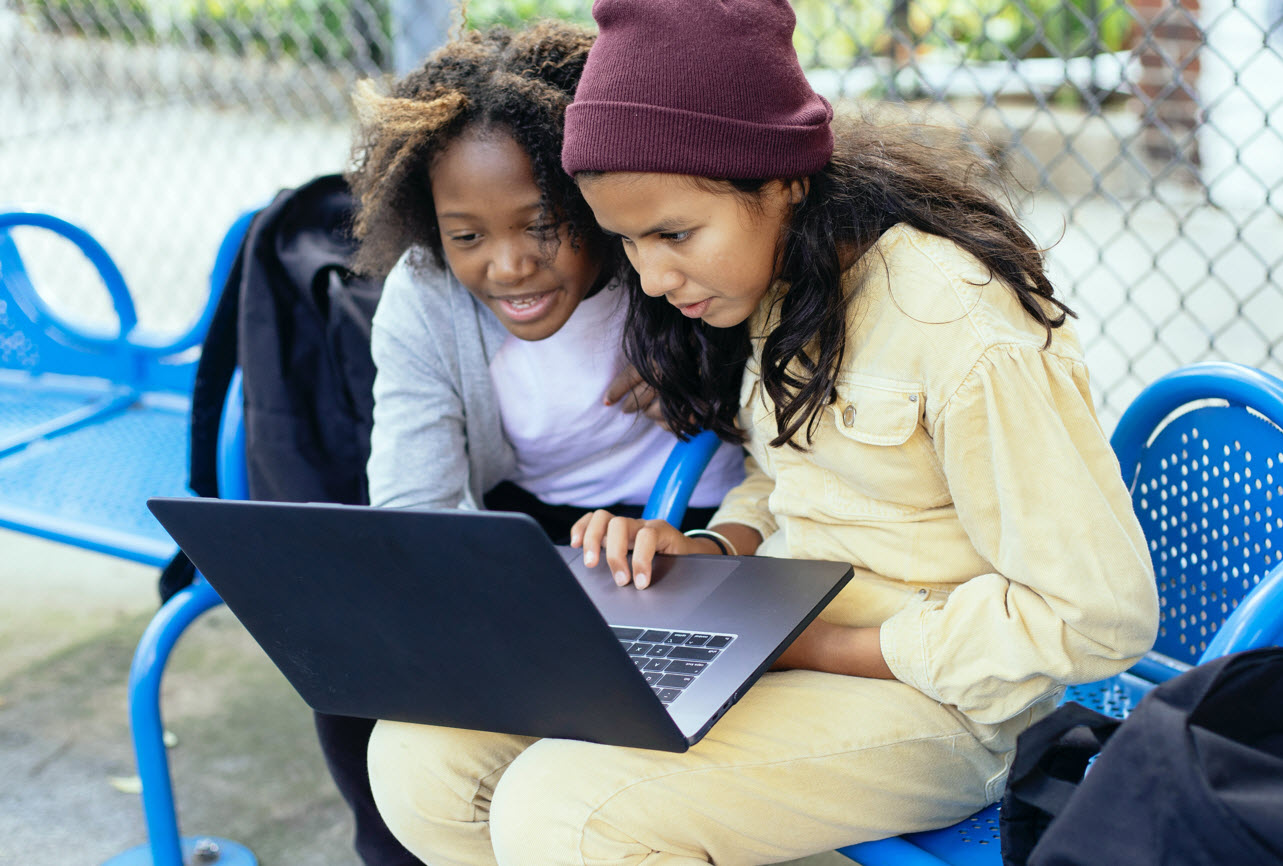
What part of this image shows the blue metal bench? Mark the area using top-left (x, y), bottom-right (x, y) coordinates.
top-left (0, 209), bottom-right (255, 565)
top-left (0, 207), bottom-right (257, 865)
top-left (19, 215), bottom-right (1274, 866)
top-left (839, 360), bottom-right (1283, 865)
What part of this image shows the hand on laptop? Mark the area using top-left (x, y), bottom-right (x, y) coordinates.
top-left (570, 511), bottom-right (707, 589)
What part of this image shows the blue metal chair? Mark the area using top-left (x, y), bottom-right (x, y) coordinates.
top-left (0, 209), bottom-right (256, 565)
top-left (838, 360), bottom-right (1283, 865)
top-left (0, 206), bottom-right (256, 865)
top-left (107, 369), bottom-right (257, 866)
top-left (110, 399), bottom-right (724, 866)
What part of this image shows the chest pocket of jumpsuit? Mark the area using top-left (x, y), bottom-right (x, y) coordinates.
top-left (807, 373), bottom-right (951, 517)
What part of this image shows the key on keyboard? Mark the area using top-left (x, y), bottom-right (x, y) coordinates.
top-left (610, 625), bottom-right (736, 707)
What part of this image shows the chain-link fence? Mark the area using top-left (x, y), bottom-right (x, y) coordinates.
top-left (3, 0), bottom-right (1280, 424)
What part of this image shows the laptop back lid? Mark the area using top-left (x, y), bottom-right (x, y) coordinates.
top-left (147, 497), bottom-right (688, 752)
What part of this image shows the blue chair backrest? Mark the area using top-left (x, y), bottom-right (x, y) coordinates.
top-left (0, 209), bottom-right (257, 394)
top-left (1110, 362), bottom-right (1283, 672)
top-left (0, 211), bottom-right (143, 381)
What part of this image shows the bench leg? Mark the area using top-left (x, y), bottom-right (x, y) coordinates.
top-left (103, 577), bottom-right (256, 866)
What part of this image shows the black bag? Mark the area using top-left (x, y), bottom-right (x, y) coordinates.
top-left (1000, 647), bottom-right (1283, 866)
top-left (159, 175), bottom-right (381, 602)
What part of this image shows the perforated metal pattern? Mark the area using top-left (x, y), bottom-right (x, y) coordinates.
top-left (0, 387), bottom-right (95, 442)
top-left (1063, 673), bottom-right (1149, 718)
top-left (894, 671), bottom-right (1152, 860)
top-left (907, 801), bottom-right (1002, 864)
top-left (1132, 403), bottom-right (1283, 665)
top-left (0, 401), bottom-right (188, 556)
top-left (0, 299), bottom-right (40, 370)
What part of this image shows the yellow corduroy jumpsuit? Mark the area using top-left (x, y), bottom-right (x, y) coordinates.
top-left (367, 224), bottom-right (1159, 865)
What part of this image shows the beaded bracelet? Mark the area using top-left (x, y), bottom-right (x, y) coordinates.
top-left (683, 528), bottom-right (738, 557)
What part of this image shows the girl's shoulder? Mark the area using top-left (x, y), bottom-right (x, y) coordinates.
top-left (376, 249), bottom-right (494, 332)
top-left (856, 224), bottom-right (1080, 359)
top-left (373, 248), bottom-right (506, 365)
top-left (864, 223), bottom-right (998, 306)
top-left (377, 249), bottom-right (457, 316)
top-left (840, 224), bottom-right (1085, 422)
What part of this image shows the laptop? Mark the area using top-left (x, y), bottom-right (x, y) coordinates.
top-left (147, 497), bottom-right (853, 752)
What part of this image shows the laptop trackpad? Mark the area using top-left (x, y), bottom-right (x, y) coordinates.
top-left (560, 548), bottom-right (739, 622)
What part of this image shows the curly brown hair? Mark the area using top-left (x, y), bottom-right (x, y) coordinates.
top-left (347, 20), bottom-right (600, 279)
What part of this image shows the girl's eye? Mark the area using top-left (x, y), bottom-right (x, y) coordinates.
top-left (448, 233), bottom-right (479, 245)
top-left (660, 230), bottom-right (691, 243)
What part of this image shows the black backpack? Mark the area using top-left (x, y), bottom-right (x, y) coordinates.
top-left (1000, 647), bottom-right (1283, 866)
top-left (160, 174), bottom-right (381, 601)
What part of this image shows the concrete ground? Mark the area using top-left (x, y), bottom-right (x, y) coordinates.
top-left (0, 528), bottom-right (851, 866)
top-left (0, 529), bottom-right (357, 866)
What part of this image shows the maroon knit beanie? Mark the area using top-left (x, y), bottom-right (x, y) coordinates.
top-left (562, 0), bottom-right (833, 179)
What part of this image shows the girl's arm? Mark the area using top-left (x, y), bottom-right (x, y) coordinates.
top-left (772, 620), bottom-right (894, 679)
top-left (572, 447), bottom-right (896, 679)
top-left (367, 263), bottom-right (474, 510)
top-left (878, 348), bottom-right (1158, 723)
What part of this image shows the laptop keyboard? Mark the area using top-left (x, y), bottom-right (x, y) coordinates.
top-left (610, 626), bottom-right (736, 707)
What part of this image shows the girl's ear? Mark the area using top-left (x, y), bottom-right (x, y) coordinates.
top-left (786, 178), bottom-right (809, 205)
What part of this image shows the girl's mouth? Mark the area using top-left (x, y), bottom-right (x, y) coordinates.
top-left (497, 289), bottom-right (557, 322)
top-left (677, 298), bottom-right (711, 319)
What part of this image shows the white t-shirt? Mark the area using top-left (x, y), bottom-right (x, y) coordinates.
top-left (488, 287), bottom-right (744, 508)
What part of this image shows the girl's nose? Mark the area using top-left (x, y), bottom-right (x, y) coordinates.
top-left (636, 255), bottom-right (683, 298)
top-left (488, 243), bottom-right (538, 286)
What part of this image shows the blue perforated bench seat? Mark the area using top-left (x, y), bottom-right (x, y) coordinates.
top-left (0, 374), bottom-right (190, 566)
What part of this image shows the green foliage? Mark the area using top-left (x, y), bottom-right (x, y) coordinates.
top-left (184, 0), bottom-right (391, 66)
top-left (18, 0), bottom-right (392, 67)
top-left (16, 0), bottom-right (1132, 72)
top-left (926, 0), bottom-right (1134, 61)
top-left (465, 0), bottom-right (1133, 67)
top-left (18, 0), bottom-right (156, 44)
top-left (461, 0), bottom-right (593, 31)
top-left (792, 0), bottom-right (1133, 66)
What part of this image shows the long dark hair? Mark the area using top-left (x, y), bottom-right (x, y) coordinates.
top-left (621, 119), bottom-right (1075, 448)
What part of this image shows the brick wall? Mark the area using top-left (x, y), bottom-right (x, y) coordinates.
top-left (1130, 0), bottom-right (1204, 177)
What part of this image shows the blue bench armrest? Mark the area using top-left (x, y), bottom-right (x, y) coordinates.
top-left (0, 210), bottom-right (140, 355)
top-left (642, 429), bottom-right (723, 527)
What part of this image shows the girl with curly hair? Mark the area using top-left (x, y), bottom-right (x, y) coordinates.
top-left (350, 20), bottom-right (740, 525)
top-left (332, 19), bottom-right (743, 865)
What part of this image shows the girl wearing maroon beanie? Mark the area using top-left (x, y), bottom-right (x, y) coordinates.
top-left (368, 1), bottom-right (1159, 862)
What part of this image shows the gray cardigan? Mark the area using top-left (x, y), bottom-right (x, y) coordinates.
top-left (367, 254), bottom-right (516, 510)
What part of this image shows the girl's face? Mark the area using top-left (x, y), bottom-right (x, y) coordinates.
top-left (578, 172), bottom-right (798, 329)
top-left (431, 130), bottom-right (603, 341)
